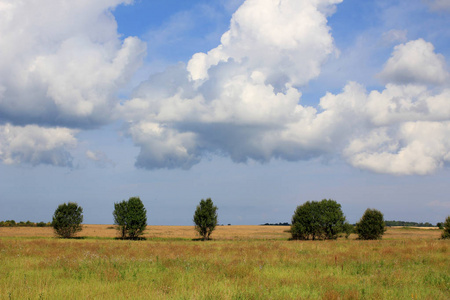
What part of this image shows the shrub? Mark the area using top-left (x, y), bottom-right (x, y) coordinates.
top-left (291, 199), bottom-right (346, 240)
top-left (441, 216), bottom-right (450, 239)
top-left (355, 209), bottom-right (386, 240)
top-left (113, 197), bottom-right (147, 240)
top-left (52, 202), bottom-right (83, 238)
top-left (5, 220), bottom-right (16, 227)
top-left (193, 198), bottom-right (218, 240)
top-left (342, 222), bottom-right (354, 239)
top-left (17, 221), bottom-right (35, 227)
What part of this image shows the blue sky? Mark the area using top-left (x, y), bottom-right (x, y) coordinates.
top-left (1, 0), bottom-right (449, 225)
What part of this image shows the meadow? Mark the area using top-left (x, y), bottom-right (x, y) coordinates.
top-left (0, 226), bottom-right (448, 299)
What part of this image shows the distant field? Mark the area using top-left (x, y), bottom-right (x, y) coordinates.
top-left (0, 225), bottom-right (296, 240)
top-left (0, 224), bottom-right (442, 240)
top-left (0, 224), bottom-right (292, 240)
top-left (0, 226), bottom-right (448, 299)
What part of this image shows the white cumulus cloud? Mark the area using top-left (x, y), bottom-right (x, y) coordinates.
top-left (344, 122), bottom-right (450, 175)
top-left (120, 0), bottom-right (343, 170)
top-left (120, 1), bottom-right (450, 176)
top-left (3, 0), bottom-right (450, 176)
top-left (187, 0), bottom-right (342, 88)
top-left (0, 123), bottom-right (77, 167)
top-left (327, 82), bottom-right (450, 175)
top-left (0, 0), bottom-right (146, 167)
top-left (0, 0), bottom-right (146, 128)
top-left (378, 39), bottom-right (449, 85)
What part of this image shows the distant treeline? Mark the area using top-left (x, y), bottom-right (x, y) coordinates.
top-left (262, 221), bottom-right (438, 227)
top-left (261, 222), bottom-right (290, 226)
top-left (385, 220), bottom-right (435, 227)
top-left (0, 220), bottom-right (51, 227)
top-left (0, 219), bottom-right (440, 228)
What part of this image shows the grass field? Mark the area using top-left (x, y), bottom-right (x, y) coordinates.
top-left (0, 226), bottom-right (448, 299)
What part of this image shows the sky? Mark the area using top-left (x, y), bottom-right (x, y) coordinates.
top-left (1, 0), bottom-right (450, 225)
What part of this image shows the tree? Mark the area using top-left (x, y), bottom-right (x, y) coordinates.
top-left (355, 209), bottom-right (386, 240)
top-left (291, 199), bottom-right (346, 240)
top-left (291, 201), bottom-right (317, 240)
top-left (320, 199), bottom-right (347, 239)
top-left (113, 197), bottom-right (147, 240)
top-left (193, 198), bottom-right (218, 240)
top-left (441, 216), bottom-right (450, 239)
top-left (52, 202), bottom-right (83, 238)
top-left (113, 200), bottom-right (128, 239)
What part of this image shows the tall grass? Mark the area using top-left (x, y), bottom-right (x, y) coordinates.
top-left (0, 228), bottom-right (448, 299)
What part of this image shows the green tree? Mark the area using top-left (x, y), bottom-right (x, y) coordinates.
top-left (113, 200), bottom-right (128, 239)
top-left (52, 202), bottom-right (83, 238)
top-left (291, 201), bottom-right (316, 240)
top-left (36, 221), bottom-right (48, 227)
top-left (291, 199), bottom-right (346, 240)
top-left (193, 198), bottom-right (218, 240)
top-left (113, 197), bottom-right (147, 240)
top-left (320, 199), bottom-right (346, 239)
top-left (355, 209), bottom-right (386, 240)
top-left (441, 216), bottom-right (450, 239)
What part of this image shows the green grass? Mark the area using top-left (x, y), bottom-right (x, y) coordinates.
top-left (0, 237), bottom-right (449, 299)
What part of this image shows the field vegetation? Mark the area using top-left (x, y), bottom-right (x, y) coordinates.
top-left (0, 226), bottom-right (448, 299)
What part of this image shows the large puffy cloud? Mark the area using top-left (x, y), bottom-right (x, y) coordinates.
top-left (187, 0), bottom-right (342, 88)
top-left (119, 0), bottom-right (347, 170)
top-left (0, 0), bottom-right (146, 128)
top-left (378, 39), bottom-right (448, 85)
top-left (121, 1), bottom-right (450, 177)
top-left (325, 82), bottom-right (450, 175)
top-left (6, 0), bottom-right (447, 175)
top-left (0, 0), bottom-right (146, 166)
top-left (0, 123), bottom-right (77, 167)
top-left (345, 122), bottom-right (450, 175)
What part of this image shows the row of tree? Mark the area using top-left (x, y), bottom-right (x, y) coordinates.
top-left (290, 199), bottom-right (450, 240)
top-left (290, 199), bottom-right (387, 240)
top-left (385, 220), bottom-right (434, 227)
top-left (52, 197), bottom-right (218, 240)
top-left (50, 198), bottom-right (450, 240)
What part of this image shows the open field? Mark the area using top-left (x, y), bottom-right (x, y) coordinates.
top-left (0, 226), bottom-right (448, 299)
top-left (0, 224), bottom-right (443, 240)
top-left (0, 225), bottom-right (293, 240)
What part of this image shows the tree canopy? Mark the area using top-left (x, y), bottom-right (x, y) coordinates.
top-left (355, 209), bottom-right (386, 240)
top-left (193, 198), bottom-right (218, 240)
top-left (113, 197), bottom-right (147, 240)
top-left (291, 199), bottom-right (346, 240)
top-left (52, 202), bottom-right (83, 238)
top-left (442, 216), bottom-right (450, 239)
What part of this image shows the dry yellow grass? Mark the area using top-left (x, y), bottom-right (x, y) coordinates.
top-left (0, 225), bottom-right (441, 240)
top-left (0, 226), bottom-right (55, 238)
top-left (1, 232), bottom-right (448, 299)
top-left (1, 225), bottom-right (448, 299)
top-left (383, 226), bottom-right (442, 239)
top-left (0, 225), bottom-right (291, 239)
